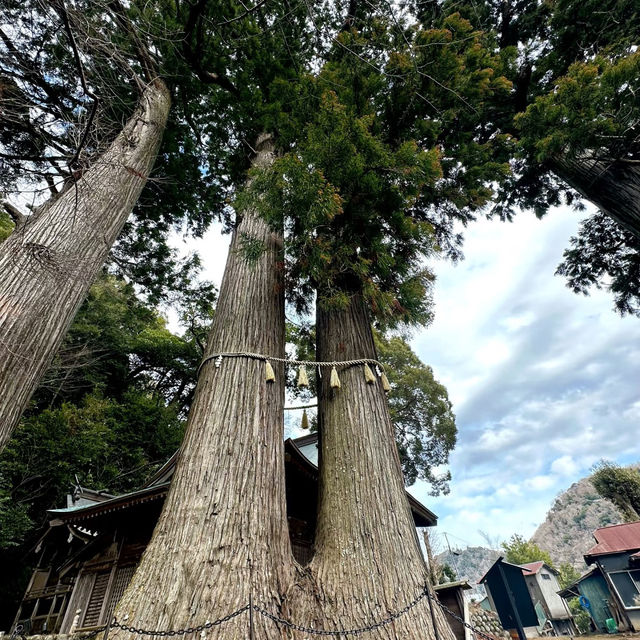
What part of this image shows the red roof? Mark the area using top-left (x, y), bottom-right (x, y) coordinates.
top-left (585, 521), bottom-right (640, 560)
top-left (520, 561), bottom-right (545, 575)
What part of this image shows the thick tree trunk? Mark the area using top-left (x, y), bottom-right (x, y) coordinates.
top-left (284, 293), bottom-right (454, 640)
top-left (0, 80), bottom-right (170, 450)
top-left (111, 135), bottom-right (294, 639)
top-left (551, 154), bottom-right (640, 239)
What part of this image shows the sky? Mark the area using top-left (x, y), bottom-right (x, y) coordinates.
top-left (172, 203), bottom-right (640, 550)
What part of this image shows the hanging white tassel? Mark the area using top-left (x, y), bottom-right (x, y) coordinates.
top-left (297, 366), bottom-right (309, 388)
top-left (330, 366), bottom-right (341, 389)
top-left (265, 361), bottom-right (276, 383)
top-left (363, 363), bottom-right (376, 384)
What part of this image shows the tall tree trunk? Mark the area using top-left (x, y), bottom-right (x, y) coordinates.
top-left (551, 154), bottom-right (640, 239)
top-left (0, 80), bottom-right (170, 450)
top-left (111, 134), bottom-right (294, 639)
top-left (284, 293), bottom-right (454, 640)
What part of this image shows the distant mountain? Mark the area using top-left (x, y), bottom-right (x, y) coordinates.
top-left (531, 475), bottom-right (624, 569)
top-left (435, 468), bottom-right (633, 585)
top-left (437, 546), bottom-right (500, 596)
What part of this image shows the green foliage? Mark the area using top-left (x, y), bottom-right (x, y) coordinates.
top-left (444, 0), bottom-right (640, 312)
top-left (568, 597), bottom-right (592, 634)
top-left (32, 274), bottom-right (207, 414)
top-left (0, 210), bottom-right (13, 242)
top-left (557, 563), bottom-right (581, 590)
top-left (516, 53), bottom-right (640, 165)
top-left (501, 534), bottom-right (555, 567)
top-left (375, 331), bottom-right (456, 492)
top-left (236, 10), bottom-right (511, 326)
top-left (439, 563), bottom-right (457, 584)
top-left (556, 213), bottom-right (640, 316)
top-left (592, 461), bottom-right (640, 522)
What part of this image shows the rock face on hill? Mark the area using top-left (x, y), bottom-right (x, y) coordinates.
top-left (437, 546), bottom-right (500, 593)
top-left (531, 475), bottom-right (624, 569)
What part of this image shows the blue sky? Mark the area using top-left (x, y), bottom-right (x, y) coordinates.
top-left (409, 206), bottom-right (640, 548)
top-left (174, 203), bottom-right (640, 549)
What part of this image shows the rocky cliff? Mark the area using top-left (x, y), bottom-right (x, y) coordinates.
top-left (531, 475), bottom-right (624, 569)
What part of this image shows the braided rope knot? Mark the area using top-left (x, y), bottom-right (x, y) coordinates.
top-left (197, 351), bottom-right (387, 378)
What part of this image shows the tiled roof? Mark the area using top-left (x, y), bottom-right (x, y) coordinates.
top-left (520, 561), bottom-right (545, 575)
top-left (585, 521), bottom-right (640, 560)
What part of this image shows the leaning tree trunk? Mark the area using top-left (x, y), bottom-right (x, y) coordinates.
top-left (111, 134), bottom-right (294, 640)
top-left (283, 293), bottom-right (455, 640)
top-left (0, 79), bottom-right (170, 451)
top-left (551, 153), bottom-right (640, 239)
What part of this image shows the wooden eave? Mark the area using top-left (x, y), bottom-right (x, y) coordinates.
top-left (47, 436), bottom-right (437, 528)
top-left (48, 482), bottom-right (169, 525)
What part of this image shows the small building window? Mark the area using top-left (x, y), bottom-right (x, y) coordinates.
top-left (610, 570), bottom-right (640, 609)
top-left (541, 574), bottom-right (551, 580)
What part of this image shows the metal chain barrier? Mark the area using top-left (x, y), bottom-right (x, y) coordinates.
top-left (111, 604), bottom-right (250, 637)
top-left (102, 585), bottom-right (499, 639)
top-left (252, 586), bottom-right (430, 636)
top-left (426, 592), bottom-right (498, 640)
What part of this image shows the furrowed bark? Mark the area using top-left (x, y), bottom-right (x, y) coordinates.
top-left (552, 153), bottom-right (640, 239)
top-left (284, 293), bottom-right (454, 640)
top-left (0, 79), bottom-right (170, 451)
top-left (111, 135), bottom-right (294, 639)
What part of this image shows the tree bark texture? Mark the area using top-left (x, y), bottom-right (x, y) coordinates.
top-left (283, 294), bottom-right (455, 640)
top-left (111, 135), bottom-right (294, 640)
top-left (0, 79), bottom-right (170, 450)
top-left (552, 154), bottom-right (640, 239)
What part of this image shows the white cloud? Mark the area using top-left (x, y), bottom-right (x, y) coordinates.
top-left (410, 206), bottom-right (640, 547)
top-left (550, 455), bottom-right (580, 477)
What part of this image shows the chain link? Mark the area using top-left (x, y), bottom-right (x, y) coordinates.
top-left (99, 587), bottom-right (498, 640)
top-left (112, 605), bottom-right (250, 637)
top-left (252, 587), bottom-right (429, 636)
top-left (426, 592), bottom-right (498, 640)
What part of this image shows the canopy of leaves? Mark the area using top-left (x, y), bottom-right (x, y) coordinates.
top-left (237, 10), bottom-right (511, 325)
top-left (501, 533), bottom-right (555, 567)
top-left (592, 461), bottom-right (640, 522)
top-left (375, 331), bottom-right (456, 491)
top-left (444, 0), bottom-right (640, 313)
top-left (31, 274), bottom-right (209, 414)
top-left (556, 213), bottom-right (640, 315)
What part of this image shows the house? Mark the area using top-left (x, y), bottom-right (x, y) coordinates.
top-left (558, 521), bottom-right (640, 633)
top-left (433, 580), bottom-right (472, 640)
top-left (11, 433), bottom-right (437, 636)
top-left (519, 562), bottom-right (575, 636)
top-left (479, 558), bottom-right (574, 639)
top-left (479, 558), bottom-right (539, 640)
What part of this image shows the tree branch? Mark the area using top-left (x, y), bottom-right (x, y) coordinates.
top-left (216, 0), bottom-right (270, 26)
top-left (340, 0), bottom-right (359, 32)
top-left (106, 0), bottom-right (157, 83)
top-left (3, 201), bottom-right (26, 228)
top-left (183, 0), bottom-right (240, 95)
top-left (51, 0), bottom-right (100, 169)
